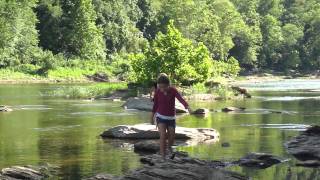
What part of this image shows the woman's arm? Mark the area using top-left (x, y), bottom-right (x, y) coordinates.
top-left (173, 88), bottom-right (190, 110)
top-left (151, 90), bottom-right (158, 124)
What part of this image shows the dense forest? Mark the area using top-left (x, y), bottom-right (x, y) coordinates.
top-left (0, 0), bottom-right (319, 84)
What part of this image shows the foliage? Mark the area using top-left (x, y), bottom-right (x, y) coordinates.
top-left (1, 0), bottom-right (320, 82)
top-left (49, 83), bottom-right (127, 98)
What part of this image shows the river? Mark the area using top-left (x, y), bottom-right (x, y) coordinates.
top-left (0, 79), bottom-right (320, 179)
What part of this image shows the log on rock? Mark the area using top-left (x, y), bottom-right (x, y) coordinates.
top-left (222, 107), bottom-right (246, 112)
top-left (285, 125), bottom-right (320, 165)
top-left (235, 152), bottom-right (288, 169)
top-left (88, 152), bottom-right (248, 180)
top-left (231, 86), bottom-right (252, 98)
top-left (0, 105), bottom-right (13, 112)
top-left (122, 97), bottom-right (188, 113)
top-left (0, 164), bottom-right (58, 180)
top-left (101, 124), bottom-right (219, 144)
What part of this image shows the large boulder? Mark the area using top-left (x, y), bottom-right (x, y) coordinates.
top-left (88, 152), bottom-right (248, 180)
top-left (101, 124), bottom-right (219, 145)
top-left (0, 164), bottom-right (58, 180)
top-left (235, 152), bottom-right (288, 169)
top-left (285, 126), bottom-right (320, 166)
top-left (122, 97), bottom-right (188, 113)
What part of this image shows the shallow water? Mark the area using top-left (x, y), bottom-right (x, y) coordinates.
top-left (0, 81), bottom-right (320, 179)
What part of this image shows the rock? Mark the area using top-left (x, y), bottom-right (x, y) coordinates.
top-left (0, 164), bottom-right (58, 180)
top-left (0, 105), bottom-right (13, 112)
top-left (101, 124), bottom-right (219, 145)
top-left (231, 86), bottom-right (252, 98)
top-left (285, 126), bottom-right (320, 163)
top-left (235, 152), bottom-right (288, 169)
top-left (122, 97), bottom-right (188, 113)
top-left (134, 140), bottom-right (159, 153)
top-left (88, 152), bottom-right (248, 180)
top-left (221, 142), bottom-right (231, 148)
top-left (185, 94), bottom-right (217, 101)
top-left (87, 173), bottom-right (120, 180)
top-left (192, 108), bottom-right (209, 115)
top-left (221, 107), bottom-right (246, 112)
top-left (296, 160), bottom-right (320, 167)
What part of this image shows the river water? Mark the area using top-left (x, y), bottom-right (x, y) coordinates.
top-left (0, 80), bottom-right (320, 179)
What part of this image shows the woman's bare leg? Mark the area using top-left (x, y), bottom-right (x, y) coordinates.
top-left (158, 123), bottom-right (167, 159)
top-left (167, 126), bottom-right (175, 153)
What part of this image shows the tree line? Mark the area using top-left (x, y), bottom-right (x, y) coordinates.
top-left (0, 0), bottom-right (319, 83)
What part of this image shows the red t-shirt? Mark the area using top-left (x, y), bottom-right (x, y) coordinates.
top-left (152, 87), bottom-right (189, 116)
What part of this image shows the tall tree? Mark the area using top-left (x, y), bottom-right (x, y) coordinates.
top-left (0, 0), bottom-right (40, 67)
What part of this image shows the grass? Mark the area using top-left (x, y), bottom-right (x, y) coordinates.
top-left (48, 82), bottom-right (128, 98)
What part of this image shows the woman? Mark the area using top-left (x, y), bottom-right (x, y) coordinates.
top-left (151, 74), bottom-right (191, 160)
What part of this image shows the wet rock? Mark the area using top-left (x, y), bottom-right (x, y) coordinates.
top-left (192, 108), bottom-right (209, 115)
top-left (185, 94), bottom-right (217, 101)
top-left (222, 107), bottom-right (246, 112)
top-left (88, 152), bottom-right (248, 180)
top-left (87, 173), bottom-right (120, 180)
top-left (285, 126), bottom-right (320, 163)
top-left (0, 105), bottom-right (13, 112)
top-left (221, 142), bottom-right (231, 148)
top-left (0, 164), bottom-right (58, 180)
top-left (231, 86), bottom-right (252, 98)
top-left (235, 152), bottom-right (288, 169)
top-left (122, 97), bottom-right (188, 113)
top-left (134, 140), bottom-right (160, 153)
top-left (101, 124), bottom-right (219, 145)
top-left (296, 160), bottom-right (320, 167)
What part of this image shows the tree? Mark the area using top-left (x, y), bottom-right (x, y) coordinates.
top-left (93, 0), bottom-right (146, 55)
top-left (64, 0), bottom-right (106, 60)
top-left (0, 0), bottom-right (40, 67)
top-left (130, 21), bottom-right (239, 84)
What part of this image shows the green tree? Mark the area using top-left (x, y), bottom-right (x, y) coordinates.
top-left (0, 0), bottom-right (40, 67)
top-left (65, 0), bottom-right (106, 60)
top-left (130, 21), bottom-right (239, 84)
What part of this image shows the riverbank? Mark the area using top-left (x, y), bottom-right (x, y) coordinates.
top-left (231, 72), bottom-right (320, 86)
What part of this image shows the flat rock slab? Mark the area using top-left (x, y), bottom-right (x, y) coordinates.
top-left (101, 124), bottom-right (219, 145)
top-left (285, 126), bottom-right (320, 166)
top-left (88, 152), bottom-right (248, 180)
top-left (122, 97), bottom-right (188, 113)
top-left (0, 105), bottom-right (13, 112)
top-left (235, 152), bottom-right (288, 169)
top-left (222, 107), bottom-right (246, 112)
top-left (0, 164), bottom-right (58, 180)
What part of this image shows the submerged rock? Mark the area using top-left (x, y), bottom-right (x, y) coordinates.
top-left (235, 152), bottom-right (288, 169)
top-left (285, 125), bottom-right (320, 166)
top-left (88, 152), bottom-right (248, 180)
top-left (0, 105), bottom-right (12, 112)
top-left (222, 107), bottom-right (246, 112)
top-left (122, 97), bottom-right (188, 113)
top-left (101, 124), bottom-right (219, 144)
top-left (0, 164), bottom-right (58, 180)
